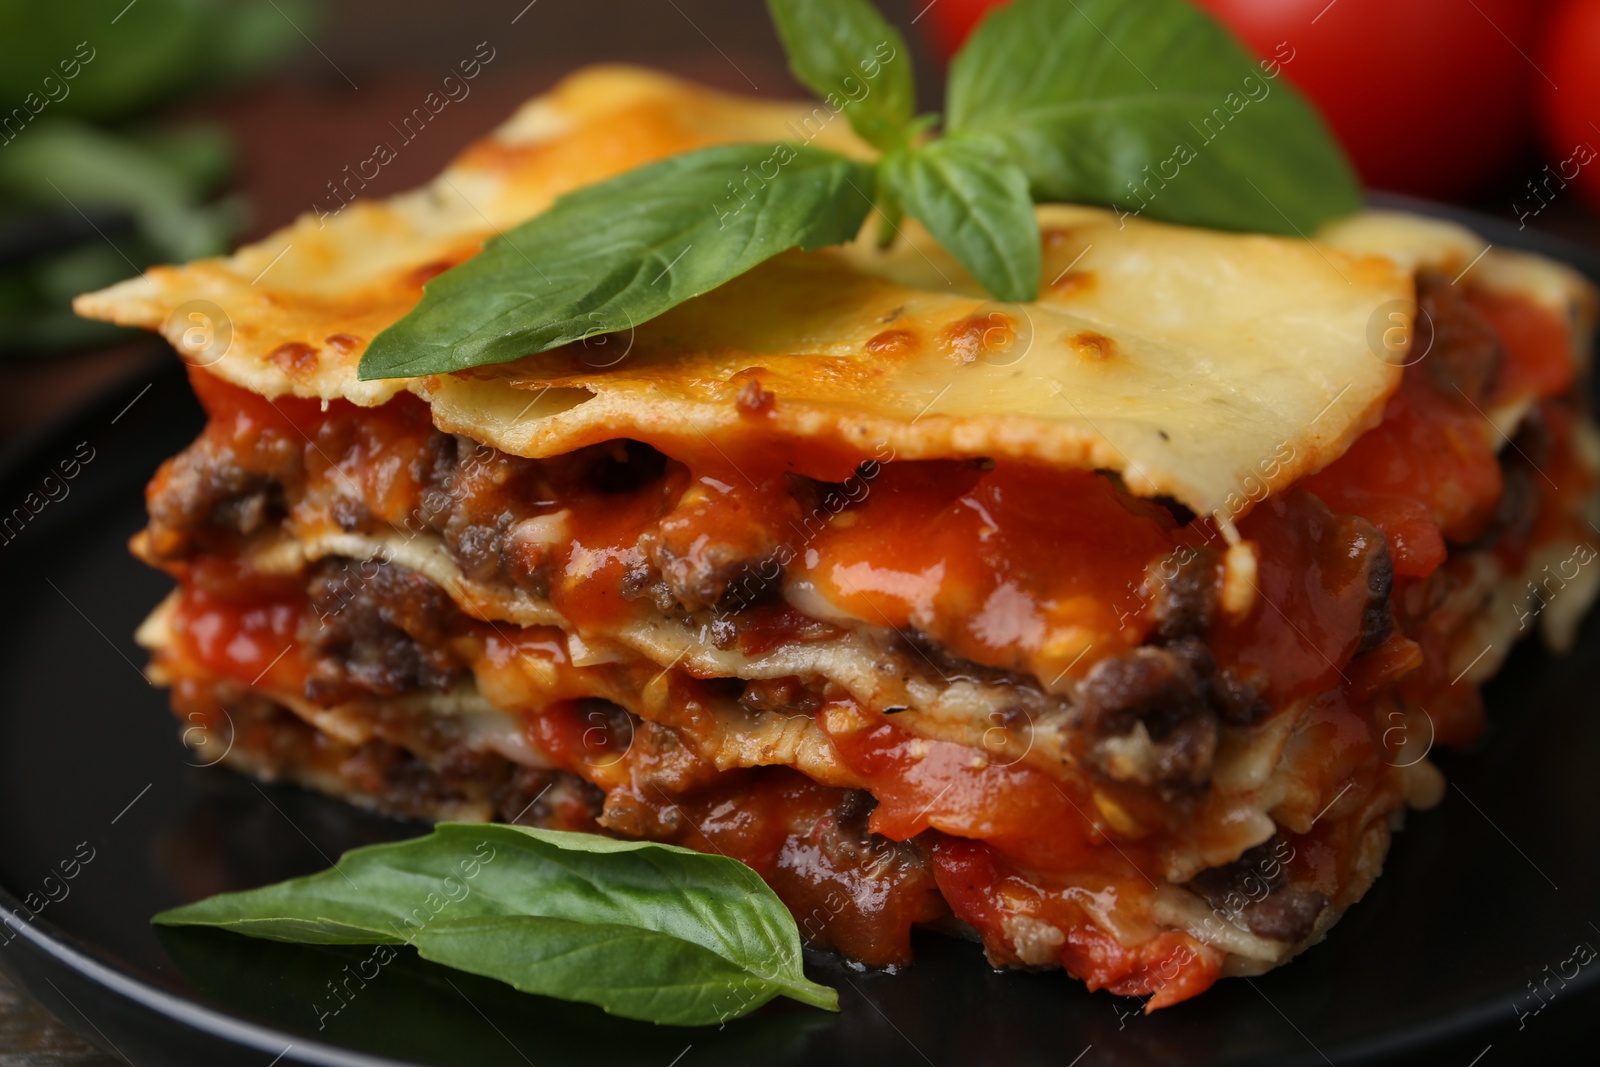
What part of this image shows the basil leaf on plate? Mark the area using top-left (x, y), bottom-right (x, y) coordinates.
top-left (944, 0), bottom-right (1361, 234)
top-left (883, 137), bottom-right (1041, 302)
top-left (766, 0), bottom-right (915, 151)
top-left (401, 916), bottom-right (820, 1026)
top-left (154, 822), bottom-right (839, 1025)
top-left (358, 143), bottom-right (875, 380)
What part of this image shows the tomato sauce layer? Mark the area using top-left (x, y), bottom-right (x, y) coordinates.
top-left (932, 836), bottom-right (1223, 1008)
top-left (1306, 285), bottom-right (1577, 579)
top-left (164, 557), bottom-right (310, 692)
top-left (788, 462), bottom-right (1178, 682)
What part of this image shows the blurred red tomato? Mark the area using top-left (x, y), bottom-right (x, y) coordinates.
top-left (923, 0), bottom-right (998, 57)
top-left (1537, 0), bottom-right (1600, 210)
top-left (1194, 0), bottom-right (1545, 197)
top-left (926, 0), bottom-right (1546, 199)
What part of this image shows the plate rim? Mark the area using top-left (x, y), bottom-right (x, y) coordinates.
top-left (0, 887), bottom-right (413, 1067)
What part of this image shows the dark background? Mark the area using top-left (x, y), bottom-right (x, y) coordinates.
top-left (1, 2), bottom-right (1598, 1064)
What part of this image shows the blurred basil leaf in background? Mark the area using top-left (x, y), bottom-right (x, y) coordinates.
top-left (0, 0), bottom-right (316, 358)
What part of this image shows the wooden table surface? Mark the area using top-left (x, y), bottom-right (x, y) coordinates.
top-left (0, 970), bottom-right (118, 1067)
top-left (4, 1), bottom-right (1600, 1063)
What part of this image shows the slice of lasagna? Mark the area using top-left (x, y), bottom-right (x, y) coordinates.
top-left (76, 67), bottom-right (1600, 1005)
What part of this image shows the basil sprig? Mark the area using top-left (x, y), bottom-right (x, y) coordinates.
top-left (363, 144), bottom-right (876, 378)
top-left (154, 823), bottom-right (839, 1026)
top-left (766, 0), bottom-right (913, 151)
top-left (944, 0), bottom-right (1362, 234)
top-left (882, 137), bottom-right (1040, 302)
top-left (358, 0), bottom-right (1360, 380)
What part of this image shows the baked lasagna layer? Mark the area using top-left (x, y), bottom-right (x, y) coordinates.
top-left (76, 68), bottom-right (1600, 1007)
top-left (131, 276), bottom-right (1596, 1000)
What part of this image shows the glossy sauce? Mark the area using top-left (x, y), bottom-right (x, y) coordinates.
top-left (166, 558), bottom-right (309, 692)
top-left (930, 836), bottom-right (1222, 1007)
top-left (1303, 366), bottom-right (1499, 578)
top-left (818, 700), bottom-right (1102, 872)
top-left (1472, 288), bottom-right (1576, 402)
top-left (1211, 489), bottom-right (1390, 704)
top-left (791, 462), bottom-right (1178, 681)
top-left (1305, 288), bottom-right (1576, 580)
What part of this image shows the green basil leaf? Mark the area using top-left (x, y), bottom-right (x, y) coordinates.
top-left (765, 0), bottom-right (914, 150)
top-left (406, 916), bottom-right (805, 1026)
top-left (945, 0), bottom-right (1361, 234)
top-left (883, 137), bottom-right (1040, 302)
top-left (154, 823), bottom-right (839, 1024)
top-left (359, 144), bottom-right (875, 380)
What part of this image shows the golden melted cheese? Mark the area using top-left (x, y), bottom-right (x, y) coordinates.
top-left (74, 65), bottom-right (1586, 518)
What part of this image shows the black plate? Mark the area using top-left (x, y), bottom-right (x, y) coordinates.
top-left (3, 202), bottom-right (1600, 1067)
